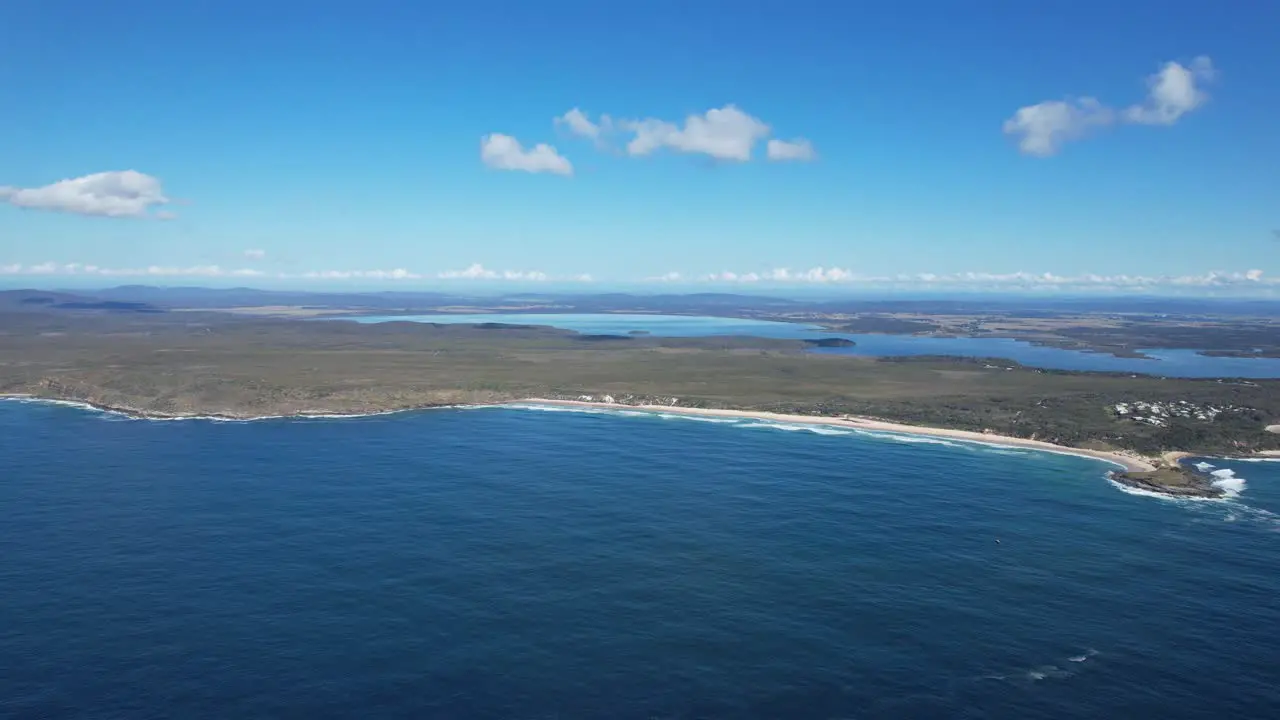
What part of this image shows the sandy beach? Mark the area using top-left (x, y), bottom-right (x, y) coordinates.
top-left (521, 398), bottom-right (1157, 472)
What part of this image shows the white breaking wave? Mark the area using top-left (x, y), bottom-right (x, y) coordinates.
top-left (1195, 461), bottom-right (1215, 471)
top-left (738, 421), bottom-right (852, 436)
top-left (496, 404), bottom-right (740, 425)
top-left (3, 397), bottom-right (112, 414)
top-left (738, 421), bottom-right (805, 431)
top-left (495, 403), bottom-right (614, 415)
top-left (474, 404), bottom-right (1134, 474)
top-left (1105, 477), bottom-right (1225, 503)
top-left (853, 430), bottom-right (962, 448)
top-left (1209, 468), bottom-right (1247, 497)
top-left (1027, 665), bottom-right (1073, 681)
top-left (0, 396), bottom-right (427, 422)
top-left (654, 413), bottom-right (739, 424)
top-left (804, 425), bottom-right (853, 436)
top-left (1109, 464), bottom-right (1280, 528)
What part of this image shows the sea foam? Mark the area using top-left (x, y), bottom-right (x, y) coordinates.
top-left (1209, 469), bottom-right (1247, 497)
top-left (0, 396), bottom-right (426, 423)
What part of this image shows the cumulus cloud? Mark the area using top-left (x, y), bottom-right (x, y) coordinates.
top-left (480, 134), bottom-right (573, 175)
top-left (1003, 56), bottom-right (1214, 156)
top-left (1002, 98), bottom-right (1115, 157)
top-left (1123, 56), bottom-right (1215, 126)
top-left (767, 138), bottom-right (817, 162)
top-left (0, 263), bottom-right (262, 277)
top-left (437, 263), bottom-right (549, 281)
top-left (0, 261), bottom-right (596, 283)
top-left (663, 267), bottom-right (1276, 290)
top-left (0, 170), bottom-right (172, 218)
top-left (301, 268), bottom-right (422, 280)
top-left (886, 269), bottom-right (1275, 289)
top-left (702, 267), bottom-right (855, 283)
top-left (243, 249), bottom-right (267, 260)
top-left (549, 105), bottom-right (816, 164)
top-left (555, 108), bottom-right (609, 140)
top-left (620, 105), bottom-right (772, 162)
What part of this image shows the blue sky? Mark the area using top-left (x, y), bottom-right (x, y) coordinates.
top-left (2, 0), bottom-right (1278, 293)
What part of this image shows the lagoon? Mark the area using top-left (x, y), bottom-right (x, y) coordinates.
top-left (346, 313), bottom-right (1280, 378)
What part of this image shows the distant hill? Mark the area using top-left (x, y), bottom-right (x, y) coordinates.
top-left (0, 290), bottom-right (164, 314)
top-left (5, 285), bottom-right (1279, 319)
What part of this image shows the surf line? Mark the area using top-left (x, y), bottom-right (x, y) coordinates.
top-left (513, 398), bottom-right (1155, 472)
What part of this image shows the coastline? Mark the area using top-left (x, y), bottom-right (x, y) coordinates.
top-left (0, 393), bottom-right (449, 422)
top-left (14, 391), bottom-right (1278, 473)
top-left (518, 398), bottom-right (1158, 472)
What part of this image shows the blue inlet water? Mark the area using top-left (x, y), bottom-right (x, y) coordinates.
top-left (347, 313), bottom-right (1280, 378)
top-left (2, 400), bottom-right (1278, 719)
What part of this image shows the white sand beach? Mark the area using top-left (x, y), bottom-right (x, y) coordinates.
top-left (521, 398), bottom-right (1157, 472)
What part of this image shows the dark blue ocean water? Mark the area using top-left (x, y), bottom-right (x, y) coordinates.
top-left (2, 400), bottom-right (1278, 719)
top-left (346, 313), bottom-right (1280, 378)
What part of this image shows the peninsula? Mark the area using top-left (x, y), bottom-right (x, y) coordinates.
top-left (2, 287), bottom-right (1278, 499)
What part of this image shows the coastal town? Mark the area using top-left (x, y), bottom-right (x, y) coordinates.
top-left (1112, 400), bottom-right (1247, 427)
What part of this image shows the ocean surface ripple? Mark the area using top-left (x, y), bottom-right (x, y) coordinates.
top-left (1, 400), bottom-right (1277, 719)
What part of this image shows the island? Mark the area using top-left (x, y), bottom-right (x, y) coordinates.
top-left (803, 337), bottom-right (857, 348)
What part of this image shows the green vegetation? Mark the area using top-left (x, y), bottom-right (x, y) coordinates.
top-left (2, 309), bottom-right (1278, 459)
top-left (1111, 467), bottom-right (1223, 498)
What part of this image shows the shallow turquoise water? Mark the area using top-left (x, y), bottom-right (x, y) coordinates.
top-left (1, 400), bottom-right (1278, 718)
top-left (347, 312), bottom-right (1280, 378)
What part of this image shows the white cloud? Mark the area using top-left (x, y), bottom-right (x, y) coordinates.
top-left (701, 267), bottom-right (855, 284)
top-left (664, 267), bottom-right (1277, 290)
top-left (243, 249), bottom-right (267, 260)
top-left (437, 263), bottom-right (549, 281)
top-left (0, 263), bottom-right (262, 277)
top-left (649, 271), bottom-right (684, 282)
top-left (1002, 97), bottom-right (1115, 157)
top-left (301, 268), bottom-right (421, 280)
top-left (773, 267), bottom-right (851, 282)
top-left (0, 261), bottom-right (592, 283)
top-left (1004, 56), bottom-right (1216, 156)
top-left (555, 108), bottom-right (610, 140)
top-left (0, 170), bottom-right (172, 218)
top-left (704, 271), bottom-right (750, 282)
top-left (480, 134), bottom-right (573, 175)
top-left (887, 269), bottom-right (1276, 289)
top-left (767, 138), bottom-right (816, 162)
top-left (621, 105), bottom-right (771, 162)
top-left (1123, 56), bottom-right (1215, 126)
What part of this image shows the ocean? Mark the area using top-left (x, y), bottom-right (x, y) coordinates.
top-left (344, 313), bottom-right (1280, 378)
top-left (2, 400), bottom-right (1278, 718)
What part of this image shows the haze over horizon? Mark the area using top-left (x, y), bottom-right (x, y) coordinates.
top-left (3, 1), bottom-right (1277, 295)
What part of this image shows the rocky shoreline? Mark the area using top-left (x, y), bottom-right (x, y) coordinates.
top-left (1108, 465), bottom-right (1227, 499)
top-left (0, 392), bottom-right (467, 422)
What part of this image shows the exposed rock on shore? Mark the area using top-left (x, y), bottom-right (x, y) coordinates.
top-left (1109, 466), bottom-right (1226, 498)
